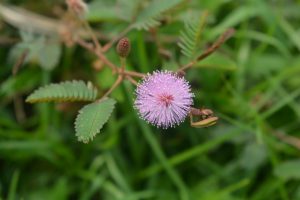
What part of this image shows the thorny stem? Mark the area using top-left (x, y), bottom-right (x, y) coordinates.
top-left (178, 28), bottom-right (235, 72)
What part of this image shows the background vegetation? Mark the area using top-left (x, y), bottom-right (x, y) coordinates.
top-left (1, 0), bottom-right (300, 199)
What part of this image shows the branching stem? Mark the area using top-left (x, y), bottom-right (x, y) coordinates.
top-left (75, 38), bottom-right (145, 78)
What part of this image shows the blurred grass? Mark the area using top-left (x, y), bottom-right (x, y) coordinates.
top-left (1, 0), bottom-right (300, 199)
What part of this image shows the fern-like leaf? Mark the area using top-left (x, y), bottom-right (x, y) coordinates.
top-left (178, 12), bottom-right (208, 59)
top-left (26, 80), bottom-right (98, 103)
top-left (75, 98), bottom-right (116, 143)
top-left (134, 0), bottom-right (184, 30)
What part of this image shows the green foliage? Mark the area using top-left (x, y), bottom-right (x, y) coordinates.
top-left (86, 1), bottom-right (120, 22)
top-left (116, 0), bottom-right (142, 22)
top-left (2, 0), bottom-right (300, 200)
top-left (9, 31), bottom-right (61, 70)
top-left (134, 0), bottom-right (184, 30)
top-left (194, 52), bottom-right (237, 71)
top-left (274, 159), bottom-right (300, 180)
top-left (178, 12), bottom-right (208, 59)
top-left (75, 98), bottom-right (116, 143)
top-left (26, 80), bottom-right (98, 103)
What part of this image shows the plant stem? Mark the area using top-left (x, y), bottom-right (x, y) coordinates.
top-left (122, 70), bottom-right (145, 78)
top-left (100, 75), bottom-right (123, 101)
top-left (76, 38), bottom-right (145, 78)
top-left (178, 28), bottom-right (235, 72)
top-left (102, 25), bottom-right (133, 52)
top-left (126, 76), bottom-right (138, 86)
top-left (75, 37), bottom-right (117, 71)
top-left (80, 18), bottom-right (102, 51)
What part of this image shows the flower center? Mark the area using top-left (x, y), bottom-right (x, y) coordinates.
top-left (158, 94), bottom-right (174, 107)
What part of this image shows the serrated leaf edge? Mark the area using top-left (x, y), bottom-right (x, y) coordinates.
top-left (26, 80), bottom-right (98, 103)
top-left (74, 98), bottom-right (116, 143)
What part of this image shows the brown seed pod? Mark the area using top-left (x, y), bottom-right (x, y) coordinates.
top-left (116, 37), bottom-right (131, 58)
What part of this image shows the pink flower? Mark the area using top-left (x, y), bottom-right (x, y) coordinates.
top-left (134, 70), bottom-right (194, 128)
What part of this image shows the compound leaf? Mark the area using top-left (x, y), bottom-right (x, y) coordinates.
top-left (178, 12), bottom-right (208, 59)
top-left (26, 80), bottom-right (98, 103)
top-left (75, 98), bottom-right (116, 143)
top-left (134, 0), bottom-right (184, 30)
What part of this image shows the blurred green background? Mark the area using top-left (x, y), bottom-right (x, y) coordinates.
top-left (1, 0), bottom-right (300, 199)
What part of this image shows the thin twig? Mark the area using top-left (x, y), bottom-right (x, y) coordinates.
top-left (12, 49), bottom-right (29, 75)
top-left (75, 37), bottom-right (94, 50)
top-left (178, 28), bottom-right (235, 72)
top-left (122, 70), bottom-right (145, 78)
top-left (76, 38), bottom-right (145, 78)
top-left (0, 37), bottom-right (19, 45)
top-left (126, 76), bottom-right (138, 86)
top-left (119, 57), bottom-right (139, 86)
top-left (120, 57), bottom-right (126, 71)
top-left (95, 49), bottom-right (118, 72)
top-left (102, 25), bottom-right (133, 53)
top-left (81, 19), bottom-right (102, 51)
top-left (76, 38), bottom-right (117, 71)
top-left (272, 131), bottom-right (300, 150)
top-left (14, 95), bottom-right (26, 124)
top-left (100, 75), bottom-right (123, 101)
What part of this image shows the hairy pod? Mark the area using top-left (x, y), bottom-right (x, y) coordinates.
top-left (116, 37), bottom-right (131, 58)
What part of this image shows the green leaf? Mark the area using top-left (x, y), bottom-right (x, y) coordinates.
top-left (278, 17), bottom-right (300, 52)
top-left (178, 12), bottom-right (208, 59)
top-left (37, 41), bottom-right (61, 71)
top-left (9, 31), bottom-right (62, 70)
top-left (85, 1), bottom-right (120, 22)
top-left (194, 52), bottom-right (237, 71)
top-left (116, 0), bottom-right (142, 22)
top-left (26, 80), bottom-right (98, 103)
top-left (211, 6), bottom-right (262, 37)
top-left (134, 0), bottom-right (184, 30)
top-left (238, 143), bottom-right (267, 171)
top-left (274, 159), bottom-right (300, 180)
top-left (75, 98), bottom-right (116, 143)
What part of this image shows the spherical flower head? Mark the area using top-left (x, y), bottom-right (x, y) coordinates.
top-left (134, 70), bottom-right (194, 129)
